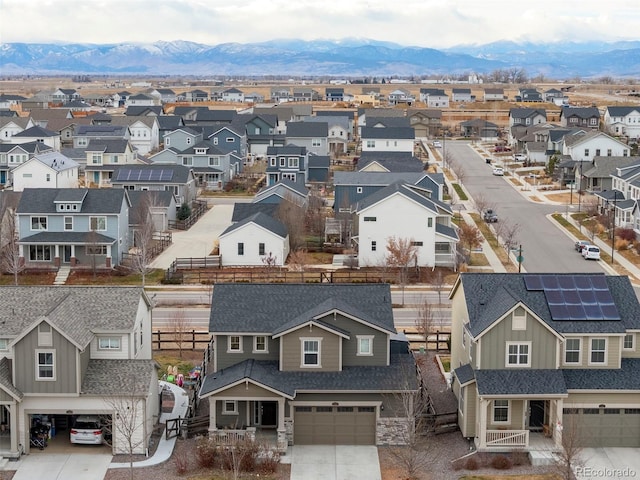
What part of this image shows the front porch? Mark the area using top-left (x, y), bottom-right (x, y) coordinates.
top-left (19, 237), bottom-right (116, 270)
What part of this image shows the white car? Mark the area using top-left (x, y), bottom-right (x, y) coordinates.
top-left (514, 153), bottom-right (527, 162)
top-left (70, 416), bottom-right (103, 445)
top-left (432, 141), bottom-right (442, 148)
top-left (492, 166), bottom-right (504, 176)
top-left (582, 245), bottom-right (601, 261)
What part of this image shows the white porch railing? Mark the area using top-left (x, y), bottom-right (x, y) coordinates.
top-left (211, 429), bottom-right (248, 445)
top-left (486, 429), bottom-right (529, 447)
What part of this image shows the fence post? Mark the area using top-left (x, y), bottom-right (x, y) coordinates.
top-left (155, 330), bottom-right (161, 350)
top-left (192, 329), bottom-right (196, 350)
top-left (436, 331), bottom-right (440, 352)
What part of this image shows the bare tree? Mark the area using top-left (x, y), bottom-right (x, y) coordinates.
top-left (472, 193), bottom-right (494, 217)
top-left (415, 300), bottom-right (436, 349)
top-left (552, 415), bottom-right (585, 480)
top-left (449, 158), bottom-right (466, 185)
top-left (86, 228), bottom-right (101, 279)
top-left (305, 191), bottom-right (328, 237)
top-left (129, 192), bottom-right (158, 286)
top-left (169, 308), bottom-right (189, 359)
top-left (457, 222), bottom-right (483, 265)
top-left (261, 251), bottom-right (278, 275)
top-left (501, 221), bottom-right (521, 255)
top-left (275, 195), bottom-right (306, 250)
top-left (385, 236), bottom-right (419, 306)
top-left (0, 202), bottom-right (23, 285)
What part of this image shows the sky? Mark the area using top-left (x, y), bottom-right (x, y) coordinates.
top-left (2, 0), bottom-right (639, 48)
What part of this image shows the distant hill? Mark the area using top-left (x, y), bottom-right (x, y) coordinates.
top-left (1, 39), bottom-right (639, 78)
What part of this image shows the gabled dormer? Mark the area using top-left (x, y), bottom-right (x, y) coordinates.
top-left (53, 189), bottom-right (88, 212)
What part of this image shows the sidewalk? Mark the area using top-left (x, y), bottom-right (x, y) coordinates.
top-left (110, 381), bottom-right (189, 468)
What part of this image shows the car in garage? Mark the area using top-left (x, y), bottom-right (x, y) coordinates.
top-left (492, 166), bottom-right (504, 176)
top-left (70, 416), bottom-right (103, 445)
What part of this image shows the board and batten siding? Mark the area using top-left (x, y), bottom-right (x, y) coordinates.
top-left (479, 311), bottom-right (558, 369)
top-left (281, 326), bottom-right (340, 371)
top-left (622, 332), bottom-right (640, 358)
top-left (13, 327), bottom-right (78, 394)
top-left (215, 335), bottom-right (279, 370)
top-left (222, 382), bottom-right (282, 398)
top-left (450, 285), bottom-right (469, 370)
top-left (319, 313), bottom-right (388, 367)
top-left (561, 335), bottom-right (622, 369)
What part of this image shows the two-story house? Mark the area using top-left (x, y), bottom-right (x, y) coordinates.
top-left (16, 188), bottom-right (131, 269)
top-left (407, 109), bottom-right (442, 138)
top-left (325, 87), bottom-right (344, 102)
top-left (221, 88), bottom-right (245, 103)
top-left (73, 125), bottom-right (130, 149)
top-left (265, 145), bottom-right (309, 186)
top-left (108, 116), bottom-right (160, 156)
top-left (304, 116), bottom-right (349, 155)
top-left (509, 108), bottom-right (547, 128)
top-left (11, 151), bottom-right (79, 192)
top-left (484, 88), bottom-right (505, 102)
top-left (198, 283), bottom-right (418, 450)
top-left (388, 89), bottom-right (415, 106)
top-left (559, 106), bottom-right (601, 129)
top-left (0, 286), bottom-right (157, 458)
top-left (111, 163), bottom-right (197, 206)
top-left (361, 127), bottom-right (415, 154)
top-left (9, 125), bottom-right (61, 151)
top-left (84, 139), bottom-right (139, 187)
top-left (0, 142), bottom-right (53, 188)
top-left (451, 273), bottom-right (640, 453)
top-left (451, 88), bottom-right (473, 103)
top-left (0, 118), bottom-right (34, 143)
top-left (354, 181), bottom-right (458, 269)
top-left (603, 106), bottom-right (640, 140)
top-left (562, 131), bottom-right (630, 165)
top-left (292, 87), bottom-right (321, 102)
top-left (285, 122), bottom-right (329, 157)
top-left (270, 88), bottom-right (292, 103)
top-left (419, 88), bottom-right (449, 108)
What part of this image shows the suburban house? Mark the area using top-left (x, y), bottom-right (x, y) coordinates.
top-left (292, 88), bottom-right (321, 102)
top-left (516, 88), bottom-right (543, 102)
top-left (73, 125), bottom-right (130, 148)
top-left (357, 152), bottom-right (424, 173)
top-left (451, 272), bottom-right (640, 451)
top-left (354, 181), bottom-right (458, 269)
top-left (218, 212), bottom-right (290, 267)
top-left (580, 156), bottom-right (639, 194)
top-left (241, 114), bottom-right (283, 159)
top-left (407, 109), bottom-right (442, 138)
top-left (253, 179), bottom-right (309, 208)
top-left (0, 117), bottom-right (34, 142)
top-left (460, 119), bottom-right (500, 142)
top-left (124, 93), bottom-right (156, 108)
top-left (124, 106), bottom-right (163, 117)
top-left (16, 188), bottom-right (131, 269)
top-left (419, 89), bottom-right (449, 108)
top-left (484, 88), bottom-right (505, 102)
top-left (562, 130), bottom-right (631, 164)
top-left (304, 116), bottom-right (349, 155)
top-left (9, 126), bottom-right (61, 151)
top-left (325, 88), bottom-right (344, 102)
top-left (315, 110), bottom-right (355, 139)
top-left (110, 164), bottom-right (197, 206)
top-left (0, 142), bottom-right (53, 188)
top-left (270, 88), bottom-right (292, 103)
top-left (603, 106), bottom-right (640, 140)
top-left (221, 88), bottom-right (245, 103)
top-left (559, 106), bottom-right (601, 129)
top-left (544, 89), bottom-right (567, 105)
top-left (357, 108), bottom-right (404, 136)
top-left (198, 283), bottom-right (419, 449)
top-left (308, 154), bottom-right (330, 183)
top-left (127, 190), bottom-right (176, 236)
top-left (596, 159), bottom-right (640, 231)
top-left (509, 108), bottom-right (547, 128)
top-left (0, 286), bottom-right (158, 458)
top-left (285, 122), bottom-right (329, 157)
top-left (149, 88), bottom-right (177, 104)
top-left (11, 151), bottom-right (79, 192)
top-left (333, 171), bottom-right (444, 214)
top-left (161, 127), bottom-right (203, 152)
top-left (108, 116), bottom-right (160, 155)
top-left (452, 88), bottom-right (473, 103)
top-left (388, 89), bottom-right (415, 106)
top-left (265, 145), bottom-right (309, 186)
top-left (207, 124), bottom-right (247, 159)
top-left (84, 139), bottom-right (139, 187)
top-left (361, 127), bottom-right (415, 154)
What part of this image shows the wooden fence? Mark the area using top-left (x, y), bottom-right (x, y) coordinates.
top-left (168, 199), bottom-right (209, 230)
top-left (153, 330), bottom-right (211, 351)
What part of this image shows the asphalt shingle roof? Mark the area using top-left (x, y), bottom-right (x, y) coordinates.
top-left (0, 357), bottom-right (23, 400)
top-left (81, 359), bottom-right (157, 396)
top-left (475, 369), bottom-right (567, 396)
top-left (17, 188), bottom-right (127, 214)
top-left (563, 358), bottom-right (640, 390)
top-left (231, 203), bottom-right (278, 222)
top-left (219, 212), bottom-right (288, 238)
top-left (454, 364), bottom-right (475, 385)
top-left (361, 126), bottom-right (415, 140)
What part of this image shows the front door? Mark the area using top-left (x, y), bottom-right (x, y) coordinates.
top-left (260, 402), bottom-right (277, 428)
top-left (529, 400), bottom-right (546, 431)
top-left (63, 246), bottom-right (72, 263)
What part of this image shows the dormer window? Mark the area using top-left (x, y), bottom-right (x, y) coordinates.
top-left (195, 148), bottom-right (206, 154)
top-left (301, 338), bottom-right (321, 367)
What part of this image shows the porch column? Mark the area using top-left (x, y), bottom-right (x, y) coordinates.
top-left (105, 245), bottom-right (112, 268)
top-left (277, 398), bottom-right (287, 452)
top-left (208, 399), bottom-right (218, 433)
top-left (554, 398), bottom-right (564, 448)
top-left (70, 245), bottom-right (77, 266)
top-left (478, 398), bottom-right (488, 449)
top-left (9, 403), bottom-right (18, 453)
top-left (18, 244), bottom-right (24, 261)
top-left (54, 245), bottom-right (60, 267)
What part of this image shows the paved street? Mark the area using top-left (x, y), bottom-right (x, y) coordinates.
top-left (446, 140), bottom-right (605, 273)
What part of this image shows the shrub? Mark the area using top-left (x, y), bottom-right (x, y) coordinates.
top-left (617, 227), bottom-right (636, 242)
top-left (258, 448), bottom-right (281, 474)
top-left (491, 454), bottom-right (512, 470)
top-left (615, 238), bottom-right (630, 251)
top-left (509, 450), bottom-right (529, 467)
top-left (194, 436), bottom-right (218, 468)
top-left (177, 202), bottom-right (191, 221)
top-left (464, 456), bottom-right (480, 470)
top-left (174, 454), bottom-right (188, 475)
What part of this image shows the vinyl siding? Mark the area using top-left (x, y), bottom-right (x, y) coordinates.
top-left (450, 285), bottom-right (469, 370)
top-left (13, 327), bottom-right (78, 394)
top-left (216, 335), bottom-right (279, 370)
top-left (281, 326), bottom-right (340, 371)
top-left (220, 382), bottom-right (282, 398)
top-left (622, 332), bottom-right (640, 358)
top-left (561, 335), bottom-right (622, 369)
top-left (479, 311), bottom-right (558, 369)
top-left (465, 386), bottom-right (477, 436)
top-left (565, 392), bottom-right (640, 407)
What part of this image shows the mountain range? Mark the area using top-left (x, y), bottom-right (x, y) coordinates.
top-left (1, 38), bottom-right (639, 79)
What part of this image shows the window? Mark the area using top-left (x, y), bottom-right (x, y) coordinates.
top-left (506, 342), bottom-right (530, 367)
top-left (182, 156), bottom-right (193, 166)
top-left (186, 137), bottom-right (192, 145)
top-left (357, 335), bottom-right (374, 356)
top-left (64, 216), bottom-right (73, 231)
top-left (237, 242), bottom-right (244, 256)
top-left (493, 400), bottom-right (509, 423)
top-left (595, 149), bottom-right (601, 156)
top-left (269, 158), bottom-right (276, 166)
top-left (165, 137), bottom-right (170, 146)
top-left (228, 335), bottom-right (242, 352)
top-left (208, 157), bottom-right (220, 167)
top-left (91, 153), bottom-right (102, 165)
top-left (624, 334), bottom-right (634, 350)
top-left (38, 322), bottom-right (52, 346)
top-left (98, 337), bottom-right (121, 350)
top-left (46, 173), bottom-right (51, 182)
top-left (607, 149), bottom-right (612, 156)
top-left (258, 243), bottom-right (265, 256)
top-left (279, 157), bottom-right (286, 167)
top-left (302, 339), bottom-right (320, 367)
top-left (357, 187), bottom-right (363, 194)
top-left (590, 338), bottom-right (606, 364)
top-left (512, 307), bottom-right (526, 330)
top-left (363, 216), bottom-right (377, 222)
top-left (288, 157), bottom-right (299, 168)
top-left (226, 137), bottom-right (234, 143)
top-left (584, 149), bottom-right (589, 157)
top-left (223, 400), bottom-right (238, 414)
top-left (427, 217), bottom-right (433, 227)
top-left (36, 350), bottom-right (55, 380)
top-left (0, 339), bottom-right (7, 350)
top-left (371, 241), bottom-right (377, 251)
top-left (87, 245), bottom-right (107, 255)
top-left (31, 216), bottom-right (47, 231)
top-left (253, 336), bottom-right (268, 353)
top-left (411, 241), bottom-right (424, 246)
top-left (312, 138), bottom-right (321, 147)
top-left (366, 140), bottom-right (375, 148)
top-left (565, 338), bottom-right (581, 364)
top-left (90, 216), bottom-right (106, 231)
top-left (29, 245), bottom-right (52, 261)
top-left (213, 138), bottom-right (218, 145)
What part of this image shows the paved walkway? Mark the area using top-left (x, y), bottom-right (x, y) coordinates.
top-left (289, 445), bottom-right (381, 480)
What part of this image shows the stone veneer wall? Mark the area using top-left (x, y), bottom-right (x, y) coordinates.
top-left (284, 418), bottom-right (293, 444)
top-left (377, 417), bottom-right (411, 445)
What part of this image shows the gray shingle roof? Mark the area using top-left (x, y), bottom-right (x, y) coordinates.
top-left (334, 171), bottom-right (428, 186)
top-left (459, 273), bottom-right (640, 337)
top-left (209, 283), bottom-right (395, 334)
top-left (19, 231), bottom-right (115, 244)
top-left (199, 354), bottom-right (417, 398)
top-left (0, 286), bottom-right (146, 348)
top-left (231, 203), bottom-right (278, 222)
top-left (81, 359), bottom-right (157, 396)
top-left (220, 212), bottom-right (288, 238)
top-left (361, 126), bottom-right (415, 140)
top-left (436, 222), bottom-right (459, 240)
top-left (17, 188), bottom-right (127, 214)
top-left (0, 357), bottom-right (23, 400)
top-left (356, 181), bottom-right (447, 215)
top-left (607, 106), bottom-right (640, 117)
top-left (475, 369), bottom-right (567, 396)
top-left (454, 364), bottom-right (475, 385)
top-left (86, 139), bottom-right (130, 153)
top-left (286, 122), bottom-right (328, 137)
top-left (563, 358), bottom-right (640, 390)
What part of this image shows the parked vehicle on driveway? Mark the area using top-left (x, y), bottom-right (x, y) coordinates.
top-left (483, 209), bottom-right (498, 223)
top-left (432, 141), bottom-right (442, 148)
top-left (582, 245), bottom-right (601, 260)
top-left (514, 153), bottom-right (527, 162)
top-left (492, 166), bottom-right (504, 176)
top-left (575, 240), bottom-right (590, 252)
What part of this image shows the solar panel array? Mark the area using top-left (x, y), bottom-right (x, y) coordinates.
top-left (523, 274), bottom-right (620, 321)
top-left (114, 168), bottom-right (174, 182)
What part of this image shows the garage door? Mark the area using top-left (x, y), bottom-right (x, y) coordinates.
top-left (294, 406), bottom-right (376, 445)
top-left (563, 408), bottom-right (640, 447)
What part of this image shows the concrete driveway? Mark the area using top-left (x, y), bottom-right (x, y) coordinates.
top-left (577, 448), bottom-right (640, 479)
top-left (289, 445), bottom-right (381, 480)
top-left (11, 452), bottom-right (113, 480)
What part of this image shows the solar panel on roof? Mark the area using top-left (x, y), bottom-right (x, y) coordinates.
top-left (549, 303), bottom-right (570, 320)
top-left (557, 276), bottom-right (576, 289)
top-left (546, 290), bottom-right (564, 303)
top-left (542, 275), bottom-right (560, 290)
top-left (574, 276), bottom-right (593, 289)
top-left (524, 275), bottom-right (543, 291)
top-left (583, 304), bottom-right (603, 320)
top-left (590, 275), bottom-right (609, 290)
top-left (563, 290), bottom-right (581, 304)
top-left (160, 170), bottom-right (173, 181)
top-left (594, 290), bottom-right (615, 304)
top-left (601, 305), bottom-right (621, 320)
top-left (578, 290), bottom-right (596, 304)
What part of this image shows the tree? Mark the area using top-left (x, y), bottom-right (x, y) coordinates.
top-left (86, 228), bottom-right (101, 280)
top-left (551, 415), bottom-right (585, 480)
top-left (415, 299), bottom-right (436, 349)
top-left (288, 248), bottom-right (308, 281)
top-left (457, 222), bottom-right (483, 265)
top-left (130, 192), bottom-right (157, 286)
top-left (169, 308), bottom-right (189, 359)
top-left (472, 193), bottom-right (495, 220)
top-left (0, 198), bottom-right (23, 285)
top-left (177, 202), bottom-right (191, 221)
top-left (275, 195), bottom-right (306, 250)
top-left (385, 236), bottom-right (418, 306)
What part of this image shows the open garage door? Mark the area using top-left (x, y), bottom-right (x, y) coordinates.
top-left (563, 408), bottom-right (640, 447)
top-left (294, 406), bottom-right (376, 445)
